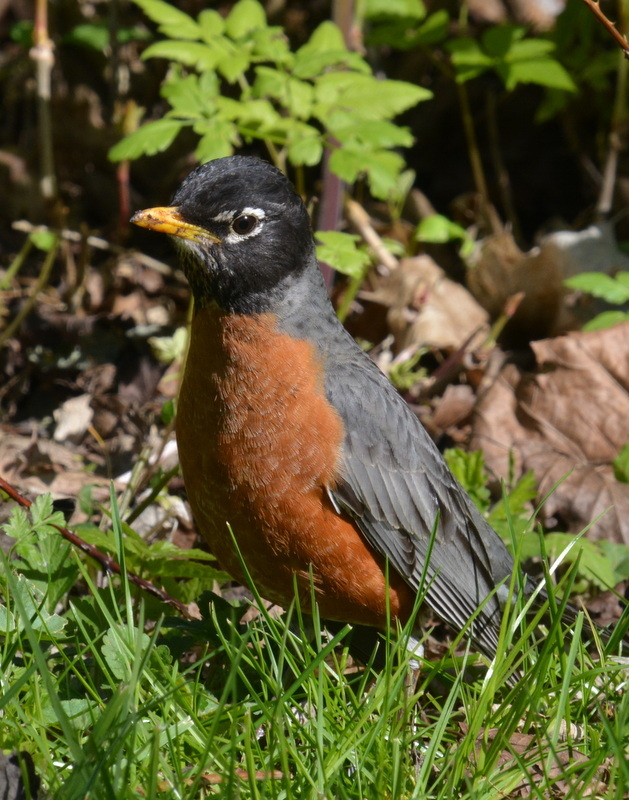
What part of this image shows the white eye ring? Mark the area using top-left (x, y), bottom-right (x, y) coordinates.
top-left (231, 214), bottom-right (258, 236)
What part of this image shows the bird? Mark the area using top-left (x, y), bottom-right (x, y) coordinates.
top-left (130, 155), bottom-right (536, 665)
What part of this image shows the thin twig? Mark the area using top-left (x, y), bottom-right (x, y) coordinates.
top-left (0, 475), bottom-right (201, 621)
top-left (582, 0), bottom-right (629, 57)
top-left (345, 198), bottom-right (399, 272)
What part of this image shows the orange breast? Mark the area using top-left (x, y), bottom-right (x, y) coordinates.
top-left (176, 307), bottom-right (415, 627)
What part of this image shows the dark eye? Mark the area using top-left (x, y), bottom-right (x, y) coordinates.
top-left (231, 215), bottom-right (258, 236)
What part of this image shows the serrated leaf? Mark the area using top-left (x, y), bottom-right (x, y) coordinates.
top-left (293, 22), bottom-right (370, 79)
top-left (234, 98), bottom-right (280, 127)
top-left (109, 119), bottom-right (183, 161)
top-left (316, 73), bottom-right (430, 120)
top-left (197, 8), bottom-right (225, 41)
top-left (133, 0), bottom-right (201, 40)
top-left (253, 66), bottom-right (313, 119)
top-left (161, 74), bottom-right (214, 118)
top-left (142, 40), bottom-right (219, 70)
top-left (544, 534), bottom-right (617, 591)
top-left (300, 20), bottom-right (347, 55)
top-left (564, 272), bottom-right (629, 304)
top-left (251, 26), bottom-right (292, 64)
top-left (287, 125), bottom-right (323, 166)
top-left (61, 698), bottom-right (100, 730)
top-left (316, 231), bottom-right (371, 279)
top-left (329, 114), bottom-right (414, 148)
top-left (500, 58), bottom-right (576, 92)
top-left (194, 118), bottom-right (239, 162)
top-left (218, 50), bottom-right (252, 83)
top-left (2, 506), bottom-right (30, 541)
top-left (225, 0), bottom-right (267, 38)
top-left (329, 145), bottom-right (405, 199)
top-left (102, 626), bottom-right (151, 681)
top-left (12, 575), bottom-right (68, 635)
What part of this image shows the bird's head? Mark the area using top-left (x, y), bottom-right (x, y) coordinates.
top-left (131, 156), bottom-right (314, 314)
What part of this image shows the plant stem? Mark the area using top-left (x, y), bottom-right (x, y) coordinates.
top-left (31, 0), bottom-right (57, 200)
top-left (0, 236), bottom-right (59, 348)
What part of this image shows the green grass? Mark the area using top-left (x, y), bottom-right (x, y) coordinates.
top-left (0, 493), bottom-right (628, 799)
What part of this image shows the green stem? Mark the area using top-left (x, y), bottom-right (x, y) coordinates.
top-left (0, 236), bottom-right (59, 348)
top-left (0, 237), bottom-right (33, 292)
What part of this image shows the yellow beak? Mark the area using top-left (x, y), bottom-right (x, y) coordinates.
top-left (130, 206), bottom-right (221, 244)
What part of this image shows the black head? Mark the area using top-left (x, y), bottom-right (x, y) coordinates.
top-left (131, 156), bottom-right (314, 314)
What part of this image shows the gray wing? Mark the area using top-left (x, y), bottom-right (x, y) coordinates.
top-left (325, 336), bottom-right (516, 659)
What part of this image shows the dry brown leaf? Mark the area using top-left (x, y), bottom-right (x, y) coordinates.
top-left (362, 256), bottom-right (489, 352)
top-left (472, 324), bottom-right (629, 542)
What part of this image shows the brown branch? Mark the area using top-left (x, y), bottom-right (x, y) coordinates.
top-left (582, 0), bottom-right (629, 57)
top-left (0, 475), bottom-right (201, 621)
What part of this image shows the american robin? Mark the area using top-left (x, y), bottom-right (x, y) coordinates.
top-left (130, 156), bottom-right (531, 662)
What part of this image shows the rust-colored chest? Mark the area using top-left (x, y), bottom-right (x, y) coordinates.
top-left (176, 307), bottom-right (415, 625)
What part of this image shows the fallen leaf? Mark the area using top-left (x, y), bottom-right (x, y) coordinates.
top-left (471, 323), bottom-right (629, 543)
top-left (53, 394), bottom-right (93, 443)
top-left (363, 256), bottom-right (489, 352)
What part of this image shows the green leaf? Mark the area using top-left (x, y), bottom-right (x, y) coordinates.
top-left (197, 8), bottom-right (225, 41)
top-left (225, 0), bottom-right (267, 39)
top-left (287, 124), bottom-right (323, 166)
top-left (416, 214), bottom-right (468, 244)
top-left (613, 443), bottom-right (629, 483)
top-left (316, 73), bottom-right (430, 121)
top-left (253, 66), bottom-right (313, 119)
top-left (503, 38), bottom-right (556, 61)
top-left (109, 119), bottom-right (183, 161)
top-left (142, 40), bottom-right (219, 70)
top-left (329, 113), bottom-right (414, 148)
top-left (161, 74), bottom-right (216, 118)
top-left (500, 58), bottom-right (576, 91)
top-left (64, 23), bottom-right (110, 51)
top-left (444, 449), bottom-right (491, 510)
top-left (600, 540), bottom-right (629, 582)
top-left (329, 145), bottom-right (405, 199)
top-left (614, 271), bottom-right (629, 288)
top-left (364, 0), bottom-right (425, 18)
top-left (316, 231), bottom-right (371, 279)
top-left (582, 310), bottom-right (629, 331)
top-left (194, 118), bottom-right (239, 162)
top-left (11, 575), bottom-right (68, 636)
top-left (2, 506), bottom-right (30, 541)
top-left (30, 230), bottom-right (57, 252)
top-left (564, 272), bottom-right (629, 304)
top-left (481, 25), bottom-right (526, 58)
top-left (543, 534), bottom-right (618, 591)
top-left (251, 26), bottom-right (292, 64)
top-left (133, 0), bottom-right (201, 40)
top-left (161, 399), bottom-right (176, 426)
top-left (413, 10), bottom-right (449, 46)
top-left (293, 22), bottom-right (369, 79)
top-left (446, 37), bottom-right (494, 82)
top-left (102, 626), bottom-right (151, 681)
top-left (149, 327), bottom-right (188, 364)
